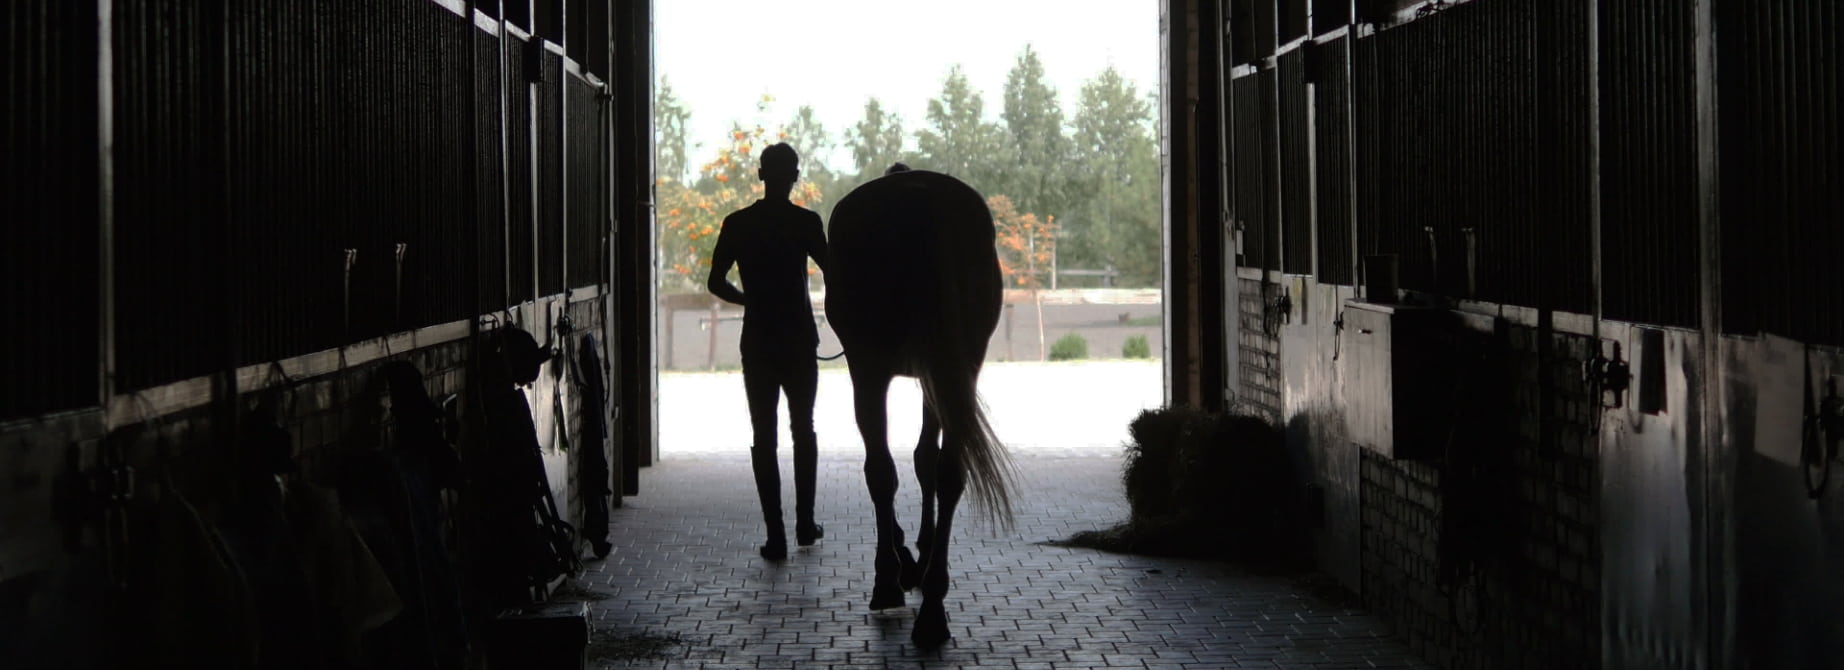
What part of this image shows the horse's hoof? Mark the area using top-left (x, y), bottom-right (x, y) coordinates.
top-left (897, 545), bottom-right (921, 592)
top-left (911, 602), bottom-right (950, 648)
top-left (868, 584), bottom-right (907, 610)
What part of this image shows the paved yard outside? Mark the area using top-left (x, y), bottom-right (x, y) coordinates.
top-left (658, 360), bottom-right (1167, 459)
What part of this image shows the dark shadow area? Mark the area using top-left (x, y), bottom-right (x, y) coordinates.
top-left (1049, 406), bottom-right (1309, 571)
top-left (586, 629), bottom-right (684, 663)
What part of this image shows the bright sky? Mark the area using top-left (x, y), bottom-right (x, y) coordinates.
top-left (655, 0), bottom-right (1162, 176)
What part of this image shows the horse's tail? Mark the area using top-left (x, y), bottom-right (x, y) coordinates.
top-left (916, 188), bottom-right (1015, 531)
top-left (917, 330), bottom-right (1016, 531)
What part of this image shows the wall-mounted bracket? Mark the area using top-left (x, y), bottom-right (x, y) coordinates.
top-left (1585, 342), bottom-right (1632, 409)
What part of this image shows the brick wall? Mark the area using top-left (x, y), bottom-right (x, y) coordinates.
top-left (1237, 277), bottom-right (1283, 422)
top-left (1358, 323), bottom-right (1601, 668)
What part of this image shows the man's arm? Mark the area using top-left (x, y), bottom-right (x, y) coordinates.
top-left (807, 213), bottom-right (829, 276)
top-left (707, 220), bottom-right (746, 306)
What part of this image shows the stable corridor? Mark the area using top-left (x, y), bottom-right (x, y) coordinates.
top-left (577, 447), bottom-right (1428, 669)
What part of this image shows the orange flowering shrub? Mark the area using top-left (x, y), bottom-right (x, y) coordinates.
top-left (656, 108), bottom-right (826, 292)
top-left (988, 195), bottom-right (1056, 290)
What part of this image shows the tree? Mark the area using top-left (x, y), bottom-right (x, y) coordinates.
top-left (656, 96), bottom-right (826, 293)
top-left (655, 76), bottom-right (693, 185)
top-left (844, 97), bottom-right (907, 184)
top-left (1066, 66), bottom-right (1161, 287)
top-left (1000, 45), bottom-right (1070, 219)
top-left (989, 194), bottom-right (1057, 359)
top-left (781, 105), bottom-right (846, 219)
top-left (916, 65), bottom-right (1005, 193)
top-left (990, 194), bottom-right (1056, 290)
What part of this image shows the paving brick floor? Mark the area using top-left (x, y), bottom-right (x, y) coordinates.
top-left (574, 448), bottom-right (1430, 669)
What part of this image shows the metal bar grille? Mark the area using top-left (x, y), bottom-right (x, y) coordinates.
top-left (1279, 48), bottom-right (1313, 274)
top-left (538, 51), bottom-right (565, 297)
top-left (1313, 35), bottom-right (1354, 285)
top-left (1599, 0), bottom-right (1698, 328)
top-left (1230, 72), bottom-right (1270, 270)
top-left (1313, 0), bottom-right (1350, 36)
top-left (380, 0), bottom-right (475, 333)
top-left (1353, 34), bottom-right (1387, 285)
top-left (113, 0), bottom-right (227, 391)
top-left (1352, 0), bottom-right (1592, 312)
top-left (1253, 0), bottom-right (1278, 64)
top-left (506, 34), bottom-right (536, 307)
top-left (311, 0), bottom-right (392, 344)
top-left (15, 0), bottom-right (615, 409)
top-left (476, 28), bottom-right (509, 314)
top-left (226, 0), bottom-right (325, 366)
top-left (567, 74), bottom-right (605, 289)
top-left (3, 0), bottom-right (101, 416)
top-left (1279, 0), bottom-right (1308, 43)
top-left (1259, 67), bottom-right (1282, 272)
top-left (1717, 0), bottom-right (1843, 345)
top-left (1538, 0), bottom-right (1596, 314)
top-left (421, 4), bottom-right (475, 329)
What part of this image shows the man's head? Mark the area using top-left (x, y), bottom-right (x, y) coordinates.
top-left (759, 143), bottom-right (799, 188)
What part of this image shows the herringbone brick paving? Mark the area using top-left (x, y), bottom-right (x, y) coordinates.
top-left (578, 448), bottom-right (1429, 669)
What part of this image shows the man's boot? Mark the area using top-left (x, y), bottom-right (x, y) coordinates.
top-left (794, 430), bottom-right (824, 546)
top-left (751, 446), bottom-right (787, 560)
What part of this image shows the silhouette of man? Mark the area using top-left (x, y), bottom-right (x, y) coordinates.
top-left (708, 142), bottom-right (828, 560)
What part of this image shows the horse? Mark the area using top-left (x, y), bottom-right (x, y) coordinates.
top-left (824, 168), bottom-right (1016, 647)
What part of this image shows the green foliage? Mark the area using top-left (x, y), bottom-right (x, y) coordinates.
top-left (989, 195), bottom-right (1056, 290)
top-left (1000, 45), bottom-right (1070, 217)
top-left (916, 65), bottom-right (1006, 191)
top-left (1122, 334), bottom-right (1152, 359)
top-left (1048, 332), bottom-right (1088, 361)
top-left (845, 97), bottom-right (908, 183)
top-left (654, 77), bottom-right (693, 185)
top-left (783, 105), bottom-right (847, 221)
top-left (657, 55), bottom-right (1164, 292)
top-left (654, 94), bottom-right (825, 293)
top-left (1065, 67), bottom-right (1161, 288)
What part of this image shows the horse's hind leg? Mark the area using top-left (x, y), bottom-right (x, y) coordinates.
top-left (911, 399), bottom-right (940, 591)
top-left (853, 365), bottom-right (913, 609)
top-left (913, 423), bottom-right (965, 648)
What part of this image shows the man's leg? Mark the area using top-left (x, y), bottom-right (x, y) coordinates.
top-left (787, 352), bottom-right (823, 545)
top-left (742, 352), bottom-right (787, 559)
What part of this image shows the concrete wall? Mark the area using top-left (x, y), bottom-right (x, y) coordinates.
top-left (659, 290), bottom-right (1167, 372)
top-left (1252, 272), bottom-right (1604, 668)
top-left (1721, 336), bottom-right (1844, 669)
top-left (1245, 266), bottom-right (1844, 668)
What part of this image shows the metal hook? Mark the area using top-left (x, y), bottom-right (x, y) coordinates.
top-left (1424, 226), bottom-right (1440, 290)
top-left (1462, 227), bottom-right (1477, 298)
top-left (342, 248), bottom-right (359, 341)
top-left (394, 243), bottom-right (408, 327)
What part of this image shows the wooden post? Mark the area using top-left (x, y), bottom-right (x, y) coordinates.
top-left (707, 297), bottom-right (719, 371)
top-left (1005, 302), bottom-right (1015, 361)
top-left (662, 295), bottom-right (674, 370)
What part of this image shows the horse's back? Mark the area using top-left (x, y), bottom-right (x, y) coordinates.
top-left (825, 171), bottom-right (1001, 362)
